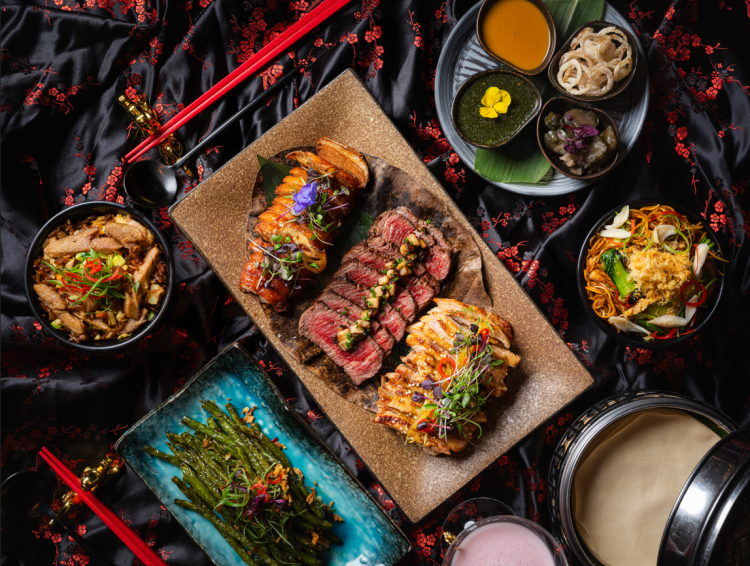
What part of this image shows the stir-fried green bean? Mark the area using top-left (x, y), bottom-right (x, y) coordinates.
top-left (144, 402), bottom-right (342, 565)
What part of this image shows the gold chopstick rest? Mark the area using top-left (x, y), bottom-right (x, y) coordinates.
top-left (118, 94), bottom-right (192, 176)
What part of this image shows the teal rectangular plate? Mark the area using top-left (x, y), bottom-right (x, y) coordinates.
top-left (115, 343), bottom-right (411, 566)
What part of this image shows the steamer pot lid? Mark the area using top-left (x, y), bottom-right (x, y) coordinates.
top-left (658, 428), bottom-right (750, 566)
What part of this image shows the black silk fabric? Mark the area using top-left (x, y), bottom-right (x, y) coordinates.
top-left (2, 0), bottom-right (750, 564)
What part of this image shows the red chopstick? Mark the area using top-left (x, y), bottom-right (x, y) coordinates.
top-left (40, 447), bottom-right (168, 566)
top-left (124, 0), bottom-right (352, 164)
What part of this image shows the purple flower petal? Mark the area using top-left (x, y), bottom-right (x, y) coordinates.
top-left (292, 181), bottom-right (317, 215)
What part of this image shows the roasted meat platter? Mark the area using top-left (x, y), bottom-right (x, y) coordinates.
top-left (242, 139), bottom-right (497, 412)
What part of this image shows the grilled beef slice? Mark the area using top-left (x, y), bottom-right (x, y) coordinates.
top-left (367, 236), bottom-right (427, 277)
top-left (318, 290), bottom-right (395, 355)
top-left (392, 288), bottom-right (418, 323)
top-left (368, 207), bottom-right (452, 282)
top-left (298, 301), bottom-right (384, 384)
top-left (332, 259), bottom-right (382, 288)
top-left (326, 277), bottom-right (407, 341)
top-left (406, 273), bottom-right (440, 310)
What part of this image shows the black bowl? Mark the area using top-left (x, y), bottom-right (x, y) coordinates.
top-left (24, 202), bottom-right (175, 354)
top-left (548, 20), bottom-right (639, 103)
top-left (576, 199), bottom-right (726, 350)
top-left (537, 97), bottom-right (621, 181)
top-left (451, 69), bottom-right (542, 149)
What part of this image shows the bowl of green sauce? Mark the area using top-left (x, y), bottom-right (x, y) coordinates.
top-left (451, 69), bottom-right (542, 149)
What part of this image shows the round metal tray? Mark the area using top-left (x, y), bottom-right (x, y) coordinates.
top-left (435, 1), bottom-right (650, 196)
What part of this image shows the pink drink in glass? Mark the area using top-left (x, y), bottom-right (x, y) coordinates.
top-left (449, 521), bottom-right (556, 566)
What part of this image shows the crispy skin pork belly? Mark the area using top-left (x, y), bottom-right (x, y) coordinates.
top-left (240, 139), bottom-right (368, 311)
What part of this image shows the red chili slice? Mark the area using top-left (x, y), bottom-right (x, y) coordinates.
top-left (680, 280), bottom-right (706, 307)
top-left (605, 281), bottom-right (629, 308)
top-left (101, 267), bottom-right (122, 282)
top-left (653, 329), bottom-right (677, 340)
top-left (438, 357), bottom-right (455, 378)
top-left (266, 472), bottom-right (281, 485)
top-left (84, 258), bottom-right (102, 274)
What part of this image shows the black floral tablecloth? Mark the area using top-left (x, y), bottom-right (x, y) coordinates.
top-left (2, 0), bottom-right (749, 564)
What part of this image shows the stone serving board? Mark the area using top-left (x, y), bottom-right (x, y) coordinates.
top-left (169, 69), bottom-right (593, 523)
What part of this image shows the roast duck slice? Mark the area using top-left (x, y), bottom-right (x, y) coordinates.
top-left (240, 137), bottom-right (369, 312)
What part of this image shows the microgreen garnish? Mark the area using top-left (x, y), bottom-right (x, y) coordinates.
top-left (214, 460), bottom-right (296, 548)
top-left (410, 317), bottom-right (503, 443)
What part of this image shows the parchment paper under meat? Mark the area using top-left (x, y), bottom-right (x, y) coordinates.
top-left (245, 147), bottom-right (491, 412)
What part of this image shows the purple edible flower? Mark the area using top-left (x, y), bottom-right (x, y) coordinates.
top-left (561, 123), bottom-right (600, 155)
top-left (292, 181), bottom-right (317, 215)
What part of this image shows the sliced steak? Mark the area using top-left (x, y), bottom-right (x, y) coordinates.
top-left (318, 291), bottom-right (395, 354)
top-left (392, 207), bottom-right (436, 247)
top-left (393, 288), bottom-right (418, 323)
top-left (368, 208), bottom-right (419, 248)
top-left (367, 236), bottom-right (427, 277)
top-left (327, 277), bottom-right (407, 342)
top-left (299, 302), bottom-right (383, 384)
top-left (333, 259), bottom-right (381, 288)
top-left (346, 241), bottom-right (393, 274)
top-left (370, 208), bottom-right (452, 281)
top-left (392, 208), bottom-right (453, 281)
top-left (424, 247), bottom-right (452, 281)
top-left (375, 302), bottom-right (407, 342)
top-left (406, 273), bottom-right (440, 310)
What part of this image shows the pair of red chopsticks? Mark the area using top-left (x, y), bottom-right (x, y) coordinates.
top-left (40, 447), bottom-right (167, 566)
top-left (124, 0), bottom-right (353, 164)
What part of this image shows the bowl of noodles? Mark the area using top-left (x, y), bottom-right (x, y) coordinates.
top-left (577, 200), bottom-right (726, 348)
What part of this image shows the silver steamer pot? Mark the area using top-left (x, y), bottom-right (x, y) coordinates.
top-left (547, 390), bottom-right (739, 566)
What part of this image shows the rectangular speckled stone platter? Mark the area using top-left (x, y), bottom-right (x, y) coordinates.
top-left (169, 69), bottom-right (594, 523)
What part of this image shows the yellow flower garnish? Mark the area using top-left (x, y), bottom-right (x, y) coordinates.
top-left (479, 87), bottom-right (511, 118)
